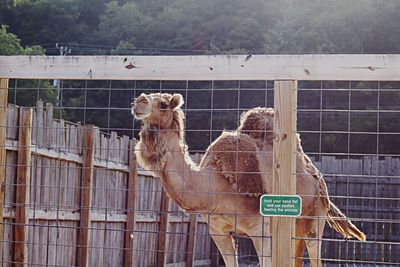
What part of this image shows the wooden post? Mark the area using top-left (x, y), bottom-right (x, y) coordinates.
top-left (123, 140), bottom-right (138, 267)
top-left (13, 108), bottom-right (32, 267)
top-left (77, 125), bottom-right (95, 267)
top-left (185, 214), bottom-right (197, 266)
top-left (272, 80), bottom-right (297, 267)
top-left (157, 189), bottom-right (170, 267)
top-left (0, 78), bottom-right (8, 258)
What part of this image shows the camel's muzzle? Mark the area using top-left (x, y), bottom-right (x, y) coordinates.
top-left (132, 94), bottom-right (152, 120)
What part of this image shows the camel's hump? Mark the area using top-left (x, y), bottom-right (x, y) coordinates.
top-left (200, 132), bottom-right (264, 197)
top-left (239, 107), bottom-right (274, 141)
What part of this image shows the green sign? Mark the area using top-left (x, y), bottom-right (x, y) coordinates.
top-left (260, 195), bottom-right (302, 217)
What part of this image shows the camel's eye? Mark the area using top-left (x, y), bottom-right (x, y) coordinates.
top-left (160, 102), bottom-right (168, 109)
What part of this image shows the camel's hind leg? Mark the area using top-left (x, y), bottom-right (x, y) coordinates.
top-left (295, 239), bottom-right (306, 267)
top-left (246, 216), bottom-right (271, 267)
top-left (295, 219), bottom-right (307, 267)
top-left (305, 217), bottom-right (326, 267)
top-left (209, 227), bottom-right (239, 267)
top-left (251, 235), bottom-right (271, 267)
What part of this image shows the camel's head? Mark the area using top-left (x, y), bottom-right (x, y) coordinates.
top-left (131, 92), bottom-right (184, 128)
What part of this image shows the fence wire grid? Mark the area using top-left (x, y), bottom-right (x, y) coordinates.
top-left (0, 78), bottom-right (399, 267)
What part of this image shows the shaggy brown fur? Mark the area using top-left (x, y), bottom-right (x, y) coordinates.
top-left (201, 131), bottom-right (264, 197)
top-left (239, 107), bottom-right (275, 144)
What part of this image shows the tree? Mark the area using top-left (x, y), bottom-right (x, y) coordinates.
top-left (97, 1), bottom-right (150, 47)
top-left (5, 0), bottom-right (84, 46)
top-left (0, 24), bottom-right (44, 55)
top-left (0, 25), bottom-right (56, 106)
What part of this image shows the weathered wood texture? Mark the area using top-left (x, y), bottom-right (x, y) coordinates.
top-left (157, 189), bottom-right (170, 267)
top-left (0, 101), bottom-right (211, 267)
top-left (272, 81), bottom-right (298, 267)
top-left (77, 125), bottom-right (95, 267)
top-left (185, 214), bottom-right (197, 267)
top-left (0, 78), bottom-right (8, 258)
top-left (13, 108), bottom-right (32, 267)
top-left (1, 55), bottom-right (400, 80)
top-left (123, 140), bottom-right (138, 267)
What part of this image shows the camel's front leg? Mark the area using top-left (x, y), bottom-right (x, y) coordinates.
top-left (208, 226), bottom-right (239, 267)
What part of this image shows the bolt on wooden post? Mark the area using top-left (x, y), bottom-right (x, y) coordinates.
top-left (272, 80), bottom-right (297, 267)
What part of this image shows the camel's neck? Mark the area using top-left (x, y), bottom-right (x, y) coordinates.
top-left (136, 123), bottom-right (211, 212)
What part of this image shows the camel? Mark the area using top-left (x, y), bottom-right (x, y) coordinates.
top-left (132, 92), bottom-right (271, 266)
top-left (131, 93), bottom-right (366, 267)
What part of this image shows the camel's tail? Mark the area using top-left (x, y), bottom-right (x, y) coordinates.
top-left (326, 201), bottom-right (366, 241)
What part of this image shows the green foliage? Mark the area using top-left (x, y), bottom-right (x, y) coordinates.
top-left (0, 25), bottom-right (24, 54)
top-left (0, 25), bottom-right (43, 55)
top-left (0, 25), bottom-right (57, 106)
top-left (5, 0), bottom-right (83, 45)
top-left (4, 0), bottom-right (400, 54)
top-left (97, 1), bottom-right (150, 46)
top-left (2, 0), bottom-right (400, 153)
top-left (111, 41), bottom-right (136, 54)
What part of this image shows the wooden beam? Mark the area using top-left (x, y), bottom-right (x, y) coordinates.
top-left (0, 78), bottom-right (8, 260)
top-left (2, 209), bottom-right (203, 223)
top-left (77, 125), bottom-right (95, 267)
top-left (271, 81), bottom-right (297, 267)
top-left (123, 140), bottom-right (138, 267)
top-left (185, 214), bottom-right (197, 267)
top-left (157, 189), bottom-right (170, 267)
top-left (13, 107), bottom-right (33, 267)
top-left (1, 55), bottom-right (400, 81)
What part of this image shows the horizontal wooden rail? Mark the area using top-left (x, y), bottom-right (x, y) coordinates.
top-left (1, 55), bottom-right (400, 80)
top-left (5, 139), bottom-right (153, 176)
top-left (2, 209), bottom-right (206, 223)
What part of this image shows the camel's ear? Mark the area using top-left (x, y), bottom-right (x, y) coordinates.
top-left (169, 93), bottom-right (184, 109)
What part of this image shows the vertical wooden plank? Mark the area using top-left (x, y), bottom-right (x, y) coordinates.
top-left (272, 80), bottom-right (297, 267)
top-left (0, 78), bottom-right (8, 259)
top-left (36, 100), bottom-right (44, 147)
top-left (93, 127), bottom-right (101, 160)
top-left (124, 140), bottom-right (138, 267)
top-left (58, 119), bottom-right (65, 152)
top-left (45, 103), bottom-right (53, 148)
top-left (13, 107), bottom-right (33, 267)
top-left (110, 131), bottom-right (118, 161)
top-left (157, 189), bottom-right (170, 267)
top-left (77, 125), bottom-right (95, 267)
top-left (185, 214), bottom-right (197, 267)
top-left (6, 105), bottom-right (18, 140)
top-left (121, 135), bottom-right (130, 164)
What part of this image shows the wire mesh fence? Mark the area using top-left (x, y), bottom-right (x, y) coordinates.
top-left (0, 55), bottom-right (399, 267)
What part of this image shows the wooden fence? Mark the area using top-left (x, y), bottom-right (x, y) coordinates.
top-left (1, 55), bottom-right (399, 266)
top-left (1, 101), bottom-right (399, 266)
top-left (0, 101), bottom-right (214, 267)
